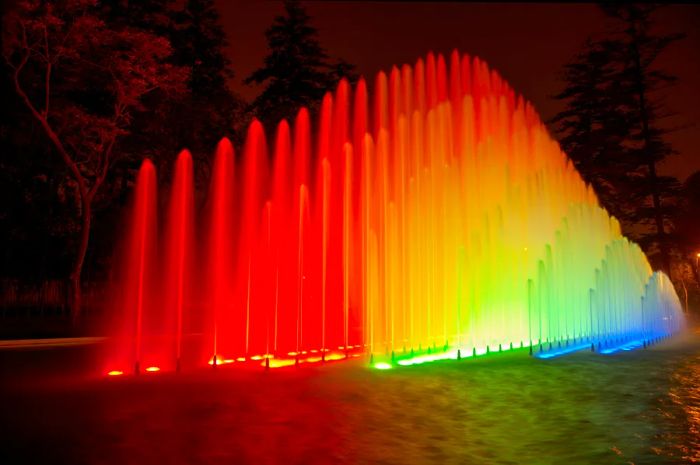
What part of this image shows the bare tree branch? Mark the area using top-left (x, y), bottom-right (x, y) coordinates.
top-left (13, 21), bottom-right (88, 208)
top-left (43, 24), bottom-right (51, 117)
top-left (89, 135), bottom-right (116, 201)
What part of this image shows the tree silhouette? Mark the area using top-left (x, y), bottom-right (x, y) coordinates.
top-left (245, 0), bottom-right (357, 132)
top-left (171, 0), bottom-right (244, 154)
top-left (603, 4), bottom-right (684, 275)
top-left (2, 0), bottom-right (188, 320)
top-left (551, 4), bottom-right (684, 275)
top-left (675, 171), bottom-right (700, 285)
top-left (550, 39), bottom-right (632, 221)
top-left (97, 0), bottom-right (243, 185)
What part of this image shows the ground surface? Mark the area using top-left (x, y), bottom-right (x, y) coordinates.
top-left (1, 332), bottom-right (699, 465)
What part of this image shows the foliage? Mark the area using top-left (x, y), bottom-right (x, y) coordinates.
top-left (674, 172), bottom-right (700, 286)
top-left (549, 39), bottom-right (631, 221)
top-left (2, 0), bottom-right (188, 317)
top-left (169, 0), bottom-right (245, 180)
top-left (245, 0), bottom-right (357, 132)
top-left (550, 3), bottom-right (684, 274)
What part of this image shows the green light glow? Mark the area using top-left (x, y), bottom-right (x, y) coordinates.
top-left (374, 362), bottom-right (393, 370)
top-left (396, 351), bottom-right (459, 366)
top-left (374, 343), bottom-right (535, 369)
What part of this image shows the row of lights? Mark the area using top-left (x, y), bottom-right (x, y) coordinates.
top-left (107, 366), bottom-right (160, 376)
top-left (106, 345), bottom-right (365, 376)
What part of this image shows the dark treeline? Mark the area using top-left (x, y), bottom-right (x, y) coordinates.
top-left (1, 1), bottom-right (697, 320)
top-left (0, 0), bottom-right (353, 319)
top-left (550, 3), bottom-right (699, 307)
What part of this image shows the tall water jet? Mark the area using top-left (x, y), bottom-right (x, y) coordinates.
top-left (296, 184), bottom-right (310, 357)
top-left (108, 159), bottom-right (157, 374)
top-left (206, 139), bottom-right (236, 365)
top-left (163, 150), bottom-right (194, 371)
top-left (270, 120), bottom-right (292, 354)
top-left (238, 120), bottom-right (269, 358)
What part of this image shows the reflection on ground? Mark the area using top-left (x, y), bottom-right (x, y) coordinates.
top-left (1, 331), bottom-right (698, 465)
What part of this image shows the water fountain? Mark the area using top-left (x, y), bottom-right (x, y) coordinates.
top-left (105, 51), bottom-right (685, 375)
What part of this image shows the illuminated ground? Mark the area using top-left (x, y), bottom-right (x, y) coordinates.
top-left (1, 331), bottom-right (699, 465)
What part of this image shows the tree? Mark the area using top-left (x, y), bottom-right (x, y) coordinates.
top-left (551, 4), bottom-right (684, 274)
top-left (170, 0), bottom-right (245, 162)
top-left (549, 39), bottom-right (632, 221)
top-left (245, 0), bottom-right (357, 131)
top-left (2, 0), bottom-right (188, 321)
top-left (602, 4), bottom-right (684, 275)
top-left (675, 171), bottom-right (700, 285)
top-left (669, 171), bottom-right (700, 312)
top-left (102, 0), bottom-right (244, 182)
top-left (95, 0), bottom-right (245, 190)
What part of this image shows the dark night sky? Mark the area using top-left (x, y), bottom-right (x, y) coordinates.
top-left (216, 1), bottom-right (700, 181)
